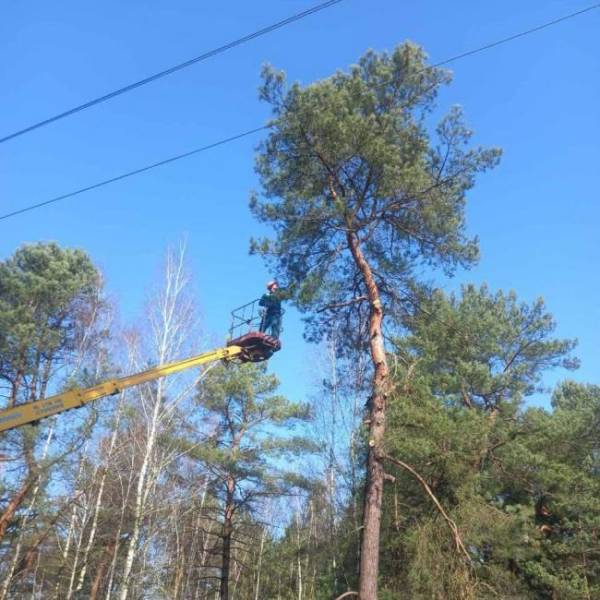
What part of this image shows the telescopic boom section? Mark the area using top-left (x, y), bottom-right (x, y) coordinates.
top-left (0, 322), bottom-right (281, 434)
top-left (0, 345), bottom-right (243, 434)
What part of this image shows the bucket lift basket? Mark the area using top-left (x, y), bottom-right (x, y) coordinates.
top-left (227, 298), bottom-right (281, 362)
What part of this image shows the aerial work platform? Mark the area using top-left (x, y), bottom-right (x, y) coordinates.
top-left (227, 297), bottom-right (282, 362)
top-left (0, 297), bottom-right (281, 433)
top-left (228, 332), bottom-right (281, 362)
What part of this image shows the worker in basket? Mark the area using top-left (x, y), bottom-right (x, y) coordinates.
top-left (259, 280), bottom-right (284, 339)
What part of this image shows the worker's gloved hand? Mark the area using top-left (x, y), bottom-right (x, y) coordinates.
top-left (278, 283), bottom-right (296, 301)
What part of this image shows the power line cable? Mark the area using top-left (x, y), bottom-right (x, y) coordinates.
top-left (431, 2), bottom-right (600, 70)
top-left (2, 2), bottom-right (598, 223)
top-left (0, 0), bottom-right (344, 145)
top-left (370, 2), bottom-right (600, 93)
top-left (0, 126), bottom-right (267, 221)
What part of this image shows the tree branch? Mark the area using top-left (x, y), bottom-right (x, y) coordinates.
top-left (383, 453), bottom-right (471, 563)
top-left (316, 296), bottom-right (368, 313)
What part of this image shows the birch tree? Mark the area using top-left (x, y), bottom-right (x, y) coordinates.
top-left (117, 242), bottom-right (202, 600)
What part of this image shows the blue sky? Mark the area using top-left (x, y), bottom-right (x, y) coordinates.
top-left (1, 0), bottom-right (598, 408)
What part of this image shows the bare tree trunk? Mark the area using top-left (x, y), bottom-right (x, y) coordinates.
top-left (0, 478), bottom-right (32, 544)
top-left (30, 551), bottom-right (41, 599)
top-left (0, 428), bottom-right (54, 600)
top-left (118, 385), bottom-right (161, 599)
top-left (294, 500), bottom-right (303, 600)
top-left (171, 508), bottom-right (184, 600)
top-left (327, 337), bottom-right (339, 597)
top-left (253, 526), bottom-right (267, 600)
top-left (89, 545), bottom-right (113, 600)
top-left (220, 473), bottom-right (236, 600)
top-left (231, 558), bottom-right (243, 600)
top-left (119, 243), bottom-right (196, 600)
top-left (306, 501), bottom-right (315, 600)
top-left (52, 443), bottom-right (89, 599)
top-left (184, 483), bottom-right (208, 597)
top-left (65, 489), bottom-right (90, 600)
top-left (75, 396), bottom-right (124, 594)
top-left (346, 231), bottom-right (390, 600)
top-left (105, 458), bottom-right (135, 600)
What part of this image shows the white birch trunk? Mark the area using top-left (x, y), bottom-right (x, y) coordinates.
top-left (295, 501), bottom-right (303, 600)
top-left (253, 526), bottom-right (267, 600)
top-left (105, 451), bottom-right (136, 600)
top-left (118, 243), bottom-right (197, 600)
top-left (74, 394), bottom-right (124, 594)
top-left (65, 493), bottom-right (90, 600)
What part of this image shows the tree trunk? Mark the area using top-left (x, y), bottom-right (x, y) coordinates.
top-left (294, 499), bottom-right (303, 600)
top-left (118, 397), bottom-right (160, 600)
top-left (347, 231), bottom-right (389, 600)
top-left (0, 429), bottom-right (53, 600)
top-left (253, 526), bottom-right (266, 600)
top-left (220, 475), bottom-right (235, 600)
top-left (89, 547), bottom-right (112, 600)
top-left (76, 396), bottom-right (123, 594)
top-left (0, 479), bottom-right (32, 544)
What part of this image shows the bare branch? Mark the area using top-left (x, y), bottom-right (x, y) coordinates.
top-left (317, 296), bottom-right (368, 313)
top-left (383, 453), bottom-right (471, 563)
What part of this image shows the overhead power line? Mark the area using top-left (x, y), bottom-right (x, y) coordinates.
top-left (0, 127), bottom-right (268, 221)
top-left (2, 2), bottom-right (598, 223)
top-left (430, 2), bottom-right (600, 70)
top-left (371, 2), bottom-right (600, 92)
top-left (0, 0), bottom-right (344, 145)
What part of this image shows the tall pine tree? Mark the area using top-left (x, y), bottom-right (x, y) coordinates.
top-left (251, 43), bottom-right (500, 597)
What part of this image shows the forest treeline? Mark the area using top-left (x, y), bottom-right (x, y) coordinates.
top-left (2, 43), bottom-right (599, 599)
top-left (1, 244), bottom-right (598, 599)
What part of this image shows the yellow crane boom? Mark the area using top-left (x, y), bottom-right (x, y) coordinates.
top-left (0, 303), bottom-right (282, 434)
top-left (0, 345), bottom-right (244, 434)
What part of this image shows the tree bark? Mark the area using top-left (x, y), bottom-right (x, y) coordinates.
top-left (347, 230), bottom-right (389, 600)
top-left (76, 396), bottom-right (123, 594)
top-left (0, 479), bottom-right (32, 544)
top-left (220, 475), bottom-right (235, 600)
top-left (253, 526), bottom-right (267, 600)
top-left (89, 548), bottom-right (112, 600)
top-left (0, 429), bottom-right (53, 600)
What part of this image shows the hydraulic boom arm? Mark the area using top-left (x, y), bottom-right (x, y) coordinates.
top-left (0, 345), bottom-right (243, 434)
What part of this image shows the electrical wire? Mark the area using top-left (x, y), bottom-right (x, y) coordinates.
top-left (0, 126), bottom-right (267, 221)
top-left (370, 2), bottom-right (600, 92)
top-left (431, 2), bottom-right (600, 70)
top-left (0, 0), bottom-right (344, 145)
top-left (2, 2), bottom-right (598, 223)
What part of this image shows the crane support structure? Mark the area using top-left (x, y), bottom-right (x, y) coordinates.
top-left (0, 331), bottom-right (281, 434)
top-left (0, 345), bottom-right (241, 433)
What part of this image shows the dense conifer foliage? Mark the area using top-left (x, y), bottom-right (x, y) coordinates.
top-left (250, 42), bottom-right (500, 597)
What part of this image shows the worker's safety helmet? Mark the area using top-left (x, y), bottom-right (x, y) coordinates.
top-left (266, 280), bottom-right (277, 290)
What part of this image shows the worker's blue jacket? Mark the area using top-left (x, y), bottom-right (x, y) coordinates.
top-left (259, 291), bottom-right (283, 314)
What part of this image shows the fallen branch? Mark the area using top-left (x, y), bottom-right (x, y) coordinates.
top-left (334, 592), bottom-right (359, 600)
top-left (383, 453), bottom-right (471, 563)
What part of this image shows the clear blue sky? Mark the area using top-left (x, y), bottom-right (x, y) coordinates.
top-left (1, 0), bottom-right (598, 408)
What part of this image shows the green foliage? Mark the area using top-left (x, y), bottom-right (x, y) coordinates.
top-left (506, 382), bottom-right (600, 598)
top-left (377, 286), bottom-right (597, 598)
top-left (396, 284), bottom-right (579, 411)
top-left (0, 242), bottom-right (102, 404)
top-left (194, 361), bottom-right (316, 504)
top-left (0, 243), bottom-right (107, 598)
top-left (251, 43), bottom-right (500, 344)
